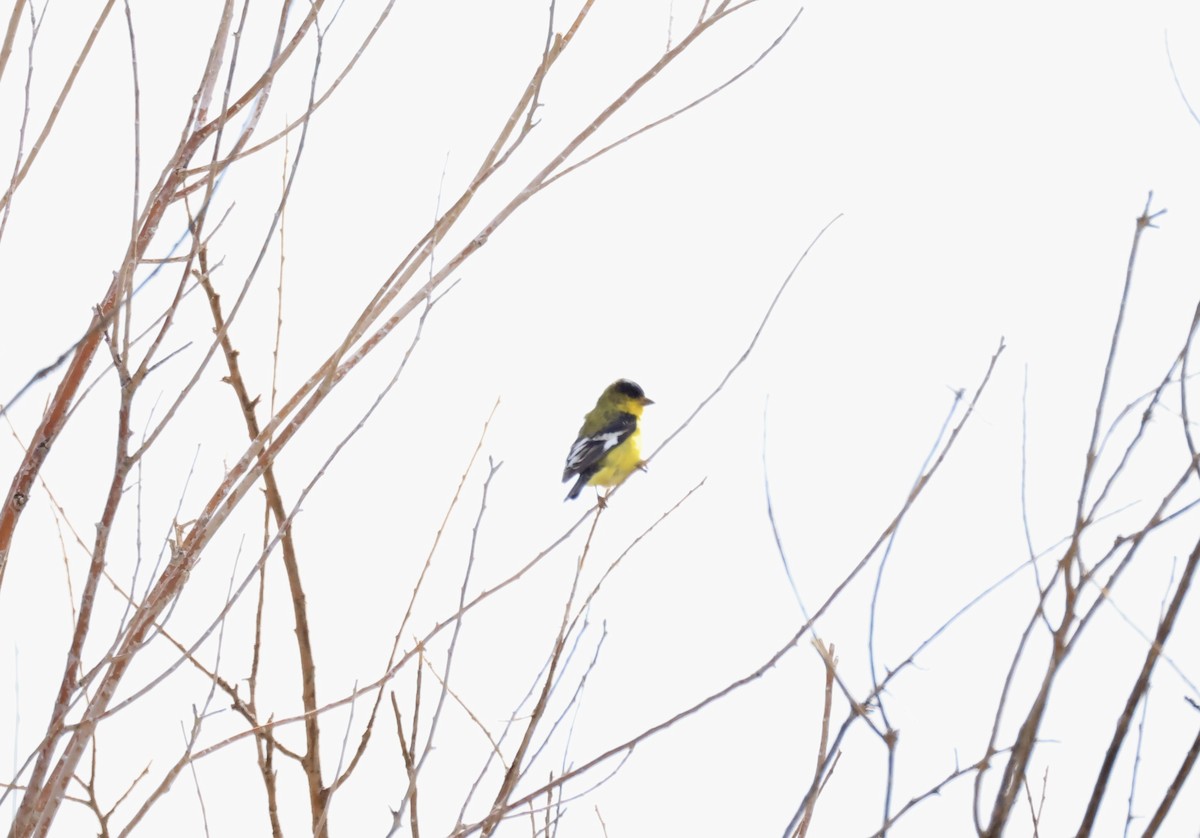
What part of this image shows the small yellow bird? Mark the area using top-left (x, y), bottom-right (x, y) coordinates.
top-left (563, 379), bottom-right (654, 505)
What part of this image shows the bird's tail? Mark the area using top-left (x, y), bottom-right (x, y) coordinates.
top-left (564, 475), bottom-right (587, 501)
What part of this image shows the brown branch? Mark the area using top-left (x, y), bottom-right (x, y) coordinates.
top-left (476, 509), bottom-right (604, 837)
top-left (1140, 715), bottom-right (1200, 836)
top-left (14, 337), bottom-right (139, 838)
top-left (0, 0), bottom-right (40, 247)
top-left (1023, 767), bottom-right (1048, 837)
top-left (0, 0), bottom-right (117, 216)
top-left (194, 261), bottom-right (327, 835)
top-left (795, 641), bottom-right (836, 838)
top-left (3, 21), bottom-right (324, 821)
top-left (1075, 533), bottom-right (1200, 835)
top-left (391, 693), bottom-right (421, 838)
top-left (543, 5), bottom-right (804, 189)
top-left (0, 0), bottom-right (308, 594)
top-left (864, 751), bottom-right (1012, 838)
top-left (783, 340), bottom-right (1006, 835)
top-left (980, 195), bottom-right (1165, 837)
top-left (0, 0), bottom-right (28, 87)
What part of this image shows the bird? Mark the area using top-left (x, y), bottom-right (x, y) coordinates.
top-left (562, 379), bottom-right (654, 506)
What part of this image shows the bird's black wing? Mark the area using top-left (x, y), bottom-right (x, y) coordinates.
top-left (562, 412), bottom-right (637, 482)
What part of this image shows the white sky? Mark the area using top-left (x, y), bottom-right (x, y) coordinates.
top-left (2, 1), bottom-right (1200, 836)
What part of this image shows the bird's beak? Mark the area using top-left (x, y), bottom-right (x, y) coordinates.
top-left (641, 396), bottom-right (654, 406)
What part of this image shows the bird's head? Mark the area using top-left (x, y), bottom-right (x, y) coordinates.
top-left (608, 379), bottom-right (654, 412)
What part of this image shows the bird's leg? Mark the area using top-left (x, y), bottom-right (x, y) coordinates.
top-left (596, 489), bottom-right (609, 509)
top-left (636, 459), bottom-right (649, 473)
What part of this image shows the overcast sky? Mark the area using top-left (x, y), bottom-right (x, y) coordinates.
top-left (2, 1), bottom-right (1200, 836)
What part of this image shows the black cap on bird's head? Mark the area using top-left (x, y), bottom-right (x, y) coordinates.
top-left (611, 379), bottom-right (653, 405)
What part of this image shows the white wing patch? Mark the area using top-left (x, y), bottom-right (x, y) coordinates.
top-left (563, 412), bottom-right (637, 484)
top-left (565, 430), bottom-right (622, 472)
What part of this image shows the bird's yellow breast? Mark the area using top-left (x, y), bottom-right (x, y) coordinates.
top-left (587, 427), bottom-right (643, 488)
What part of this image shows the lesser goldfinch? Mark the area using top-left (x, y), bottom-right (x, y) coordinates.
top-left (562, 379), bottom-right (654, 504)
